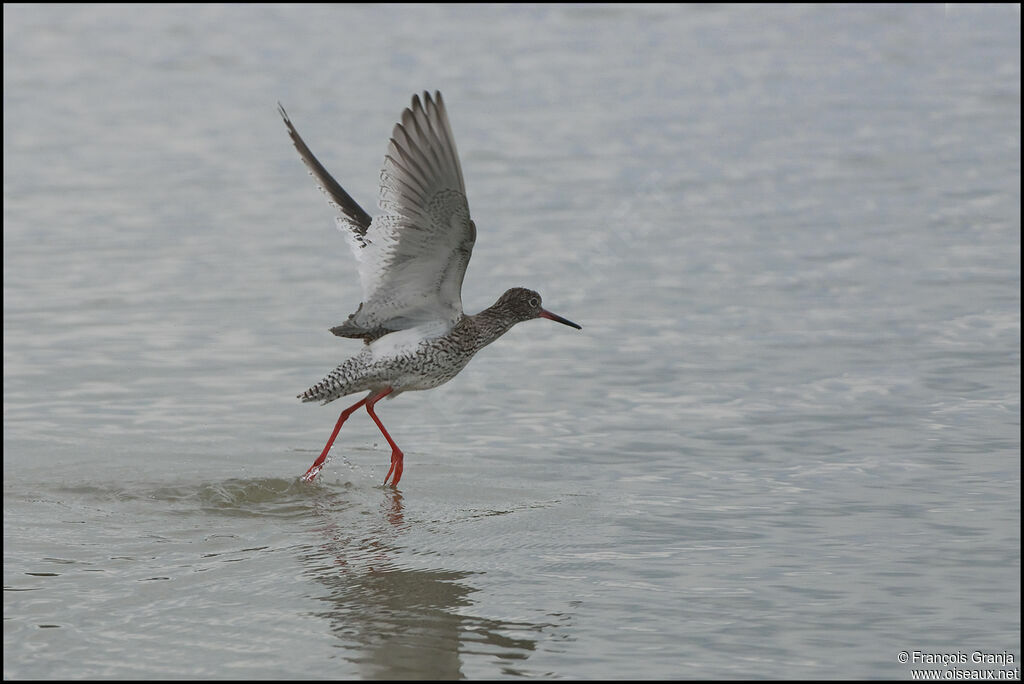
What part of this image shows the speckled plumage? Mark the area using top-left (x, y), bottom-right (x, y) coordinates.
top-left (298, 287), bottom-right (554, 404)
top-left (281, 92), bottom-right (581, 486)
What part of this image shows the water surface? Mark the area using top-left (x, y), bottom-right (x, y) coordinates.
top-left (4, 4), bottom-right (1020, 679)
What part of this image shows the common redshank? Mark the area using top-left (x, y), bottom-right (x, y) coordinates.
top-left (280, 91), bottom-right (581, 487)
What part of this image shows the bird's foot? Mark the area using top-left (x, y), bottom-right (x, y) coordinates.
top-left (301, 463), bottom-right (322, 483)
top-left (383, 449), bottom-right (404, 488)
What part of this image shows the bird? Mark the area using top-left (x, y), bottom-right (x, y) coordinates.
top-left (279, 91), bottom-right (581, 487)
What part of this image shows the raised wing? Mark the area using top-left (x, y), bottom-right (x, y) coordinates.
top-left (330, 91), bottom-right (477, 342)
top-left (278, 103), bottom-right (372, 236)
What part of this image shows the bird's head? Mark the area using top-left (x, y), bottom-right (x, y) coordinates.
top-left (495, 287), bottom-right (582, 329)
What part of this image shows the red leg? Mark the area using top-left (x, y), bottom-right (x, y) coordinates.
top-left (365, 388), bottom-right (404, 487)
top-left (301, 394), bottom-right (369, 482)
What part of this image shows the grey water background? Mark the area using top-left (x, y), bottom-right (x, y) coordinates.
top-left (4, 4), bottom-right (1020, 679)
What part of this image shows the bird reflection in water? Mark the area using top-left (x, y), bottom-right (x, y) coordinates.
top-left (299, 484), bottom-right (553, 679)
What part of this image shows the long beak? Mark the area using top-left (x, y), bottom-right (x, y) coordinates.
top-left (539, 309), bottom-right (582, 330)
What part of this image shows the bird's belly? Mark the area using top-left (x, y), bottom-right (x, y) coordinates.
top-left (375, 338), bottom-right (477, 392)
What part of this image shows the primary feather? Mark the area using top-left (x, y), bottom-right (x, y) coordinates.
top-left (280, 92), bottom-right (476, 344)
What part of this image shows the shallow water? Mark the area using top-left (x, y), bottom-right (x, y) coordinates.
top-left (4, 4), bottom-right (1020, 679)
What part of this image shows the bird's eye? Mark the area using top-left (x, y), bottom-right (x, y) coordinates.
top-left (528, 297), bottom-right (539, 308)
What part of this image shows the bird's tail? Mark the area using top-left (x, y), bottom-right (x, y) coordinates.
top-left (298, 354), bottom-right (374, 405)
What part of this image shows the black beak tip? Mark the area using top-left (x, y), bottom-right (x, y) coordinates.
top-left (540, 310), bottom-right (582, 330)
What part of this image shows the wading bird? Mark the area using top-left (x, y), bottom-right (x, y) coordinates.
top-left (280, 91), bottom-right (581, 486)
